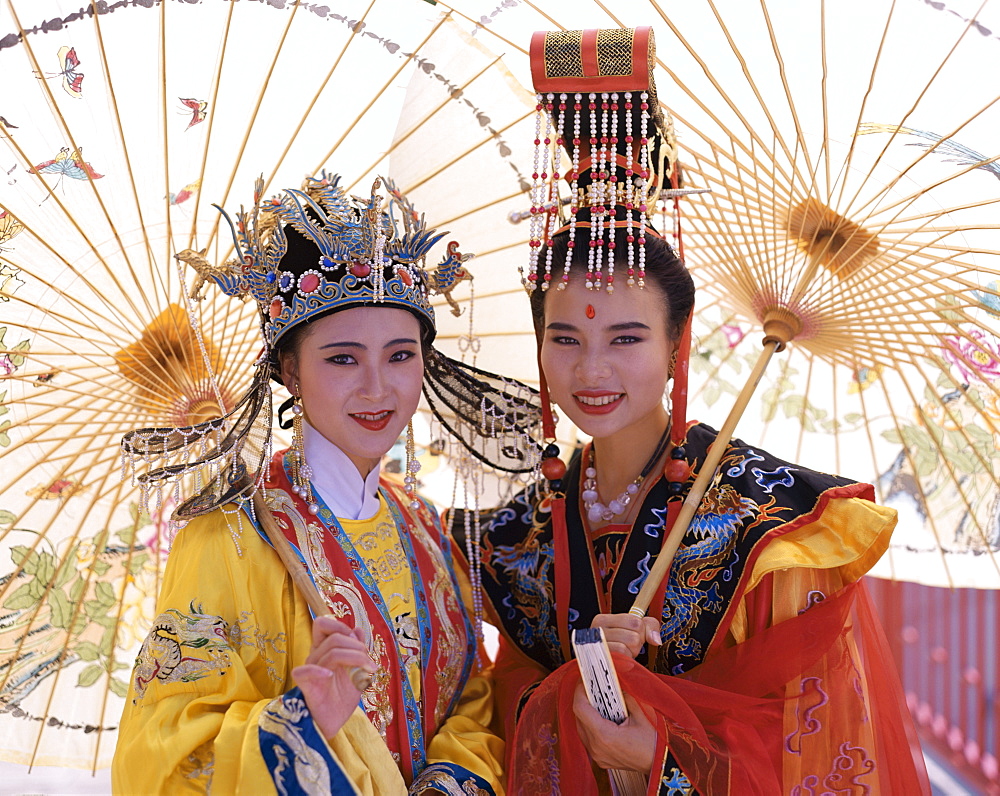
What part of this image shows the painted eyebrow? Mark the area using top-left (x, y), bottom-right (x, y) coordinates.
top-left (607, 322), bottom-right (651, 332)
top-left (545, 321), bottom-right (651, 332)
top-left (319, 338), bottom-right (419, 350)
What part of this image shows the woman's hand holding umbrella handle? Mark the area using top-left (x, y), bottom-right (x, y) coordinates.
top-left (293, 615), bottom-right (377, 741)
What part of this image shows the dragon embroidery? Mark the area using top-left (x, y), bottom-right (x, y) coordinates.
top-left (660, 482), bottom-right (757, 663)
top-left (132, 605), bottom-right (231, 700)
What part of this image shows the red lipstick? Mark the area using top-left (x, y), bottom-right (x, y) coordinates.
top-left (349, 410), bottom-right (394, 431)
top-left (573, 391), bottom-right (624, 415)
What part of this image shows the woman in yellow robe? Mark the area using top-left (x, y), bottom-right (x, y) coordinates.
top-left (113, 175), bottom-right (532, 795)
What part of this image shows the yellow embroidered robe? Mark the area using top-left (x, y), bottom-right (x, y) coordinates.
top-left (113, 458), bottom-right (503, 795)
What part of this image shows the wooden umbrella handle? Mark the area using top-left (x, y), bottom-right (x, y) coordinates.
top-left (251, 492), bottom-right (374, 691)
top-left (630, 341), bottom-right (780, 617)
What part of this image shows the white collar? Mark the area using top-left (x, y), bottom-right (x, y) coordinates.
top-left (302, 420), bottom-right (382, 521)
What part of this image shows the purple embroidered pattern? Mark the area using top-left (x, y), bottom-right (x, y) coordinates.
top-left (785, 677), bottom-right (829, 754)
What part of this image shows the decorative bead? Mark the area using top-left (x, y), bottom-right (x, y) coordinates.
top-left (410, 500), bottom-right (421, 511)
top-left (582, 488), bottom-right (599, 503)
top-left (308, 503), bottom-right (320, 515)
top-left (541, 457), bottom-right (567, 480)
top-left (664, 459), bottom-right (691, 483)
top-left (671, 446), bottom-right (687, 460)
top-left (667, 481), bottom-right (685, 495)
top-left (548, 479), bottom-right (563, 492)
top-left (350, 262), bottom-right (371, 278)
top-left (543, 442), bottom-right (561, 459)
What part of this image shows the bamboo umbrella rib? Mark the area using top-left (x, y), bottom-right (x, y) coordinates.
top-left (344, 19), bottom-right (510, 196)
top-left (879, 368), bottom-right (995, 587)
top-left (90, 0), bottom-right (164, 321)
top-left (3, 293), bottom-right (137, 343)
top-left (665, 0), bottom-right (808, 199)
top-left (400, 109), bottom-right (534, 196)
top-left (910, 356), bottom-right (1000, 489)
top-left (89, 476), bottom-right (143, 771)
top-left (0, 206), bottom-right (147, 342)
top-left (460, 234), bottom-right (529, 260)
top-left (25, 473), bottom-right (132, 769)
top-left (687, 312), bottom-right (745, 406)
top-left (309, 10), bottom-right (454, 190)
top-left (831, 363), bottom-right (842, 474)
top-left (159, 0), bottom-right (179, 316)
top-left (760, 0), bottom-right (828, 209)
top-left (833, 0), bottom-right (899, 215)
top-left (185, 1), bottom-right (238, 248)
top-left (755, 344), bottom-right (798, 448)
top-left (197, 0), bottom-right (308, 255)
top-left (5, 6), bottom-right (167, 326)
top-left (436, 187), bottom-right (527, 229)
top-left (793, 354), bottom-right (815, 463)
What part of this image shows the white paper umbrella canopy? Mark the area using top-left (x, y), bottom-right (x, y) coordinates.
top-left (422, 0), bottom-right (1000, 590)
top-left (0, 0), bottom-right (545, 770)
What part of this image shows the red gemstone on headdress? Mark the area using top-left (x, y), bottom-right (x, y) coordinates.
top-left (528, 273), bottom-right (538, 281)
top-left (625, 102), bottom-right (633, 109)
top-left (300, 273), bottom-right (320, 293)
top-left (399, 269), bottom-right (413, 286)
top-left (269, 298), bottom-right (283, 318)
top-left (350, 262), bottom-right (371, 277)
top-left (627, 235), bottom-right (635, 243)
top-left (625, 136), bottom-right (633, 143)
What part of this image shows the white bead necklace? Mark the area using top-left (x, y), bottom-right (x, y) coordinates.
top-left (582, 426), bottom-right (671, 525)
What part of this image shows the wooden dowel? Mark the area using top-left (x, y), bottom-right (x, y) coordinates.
top-left (252, 491), bottom-right (374, 691)
top-left (630, 341), bottom-right (780, 617)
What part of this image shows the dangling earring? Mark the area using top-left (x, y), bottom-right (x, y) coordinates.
top-left (290, 384), bottom-right (319, 515)
top-left (404, 420), bottom-right (421, 510)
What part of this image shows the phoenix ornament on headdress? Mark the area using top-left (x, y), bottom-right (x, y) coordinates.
top-left (186, 173), bottom-right (474, 355)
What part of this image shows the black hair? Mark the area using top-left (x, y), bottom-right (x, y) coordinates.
top-left (529, 224), bottom-right (695, 340)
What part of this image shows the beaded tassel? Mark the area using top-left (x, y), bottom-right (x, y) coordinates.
top-left (404, 420), bottom-right (421, 511)
top-left (290, 390), bottom-right (318, 515)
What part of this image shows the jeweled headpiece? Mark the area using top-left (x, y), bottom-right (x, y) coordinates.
top-left (123, 173), bottom-right (541, 523)
top-left (523, 27), bottom-right (678, 293)
top-left (204, 173), bottom-right (473, 361)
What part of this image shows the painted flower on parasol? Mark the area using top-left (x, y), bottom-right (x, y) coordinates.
top-left (943, 327), bottom-right (1000, 384)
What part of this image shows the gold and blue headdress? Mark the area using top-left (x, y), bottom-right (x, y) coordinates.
top-left (123, 173), bottom-right (542, 522)
top-left (208, 173), bottom-right (470, 359)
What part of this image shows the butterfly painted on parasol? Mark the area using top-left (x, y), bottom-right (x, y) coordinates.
top-left (35, 45), bottom-right (83, 98)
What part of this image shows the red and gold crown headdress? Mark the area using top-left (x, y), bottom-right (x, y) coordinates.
top-left (523, 26), bottom-right (678, 294)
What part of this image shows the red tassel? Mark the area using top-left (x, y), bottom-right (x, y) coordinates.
top-left (551, 494), bottom-right (572, 661)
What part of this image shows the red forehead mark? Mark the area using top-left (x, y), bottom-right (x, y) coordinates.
top-left (585, 304), bottom-right (596, 320)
